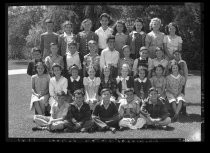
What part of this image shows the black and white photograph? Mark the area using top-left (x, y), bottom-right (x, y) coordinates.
top-left (7, 3), bottom-right (203, 142)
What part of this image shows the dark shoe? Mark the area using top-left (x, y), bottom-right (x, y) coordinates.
top-left (32, 126), bottom-right (44, 131)
top-left (119, 126), bottom-right (129, 131)
top-left (109, 127), bottom-right (116, 134)
top-left (64, 128), bottom-right (74, 133)
top-left (172, 114), bottom-right (179, 122)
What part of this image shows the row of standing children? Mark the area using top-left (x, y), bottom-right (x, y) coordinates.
top-left (28, 12), bottom-right (189, 131)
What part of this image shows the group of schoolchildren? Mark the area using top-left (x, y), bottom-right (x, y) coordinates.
top-left (27, 12), bottom-right (189, 133)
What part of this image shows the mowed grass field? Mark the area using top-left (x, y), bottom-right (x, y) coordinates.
top-left (8, 60), bottom-right (202, 141)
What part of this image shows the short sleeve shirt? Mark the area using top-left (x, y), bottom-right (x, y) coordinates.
top-left (163, 35), bottom-right (183, 55)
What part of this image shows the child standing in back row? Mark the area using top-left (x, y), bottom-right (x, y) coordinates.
top-left (128, 18), bottom-right (146, 59)
top-left (77, 19), bottom-right (99, 57)
top-left (40, 19), bottom-right (59, 59)
top-left (112, 20), bottom-right (128, 58)
top-left (95, 13), bottom-right (113, 55)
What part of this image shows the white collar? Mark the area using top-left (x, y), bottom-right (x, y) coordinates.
top-left (76, 103), bottom-right (83, 110)
top-left (100, 26), bottom-right (110, 32)
top-left (133, 31), bottom-right (144, 35)
top-left (139, 57), bottom-right (147, 60)
top-left (64, 32), bottom-right (73, 37)
top-left (138, 77), bottom-right (147, 83)
top-left (53, 76), bottom-right (63, 82)
top-left (66, 51), bottom-right (78, 56)
top-left (170, 74), bottom-right (181, 79)
top-left (100, 100), bottom-right (111, 107)
top-left (119, 76), bottom-right (129, 81)
top-left (70, 76), bottom-right (80, 82)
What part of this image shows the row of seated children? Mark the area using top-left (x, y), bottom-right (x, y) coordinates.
top-left (32, 87), bottom-right (171, 132)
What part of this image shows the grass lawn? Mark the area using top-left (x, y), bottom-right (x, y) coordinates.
top-left (8, 61), bottom-right (202, 141)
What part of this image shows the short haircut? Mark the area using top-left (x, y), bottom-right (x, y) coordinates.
top-left (87, 66), bottom-right (96, 73)
top-left (80, 18), bottom-right (92, 30)
top-left (124, 88), bottom-right (134, 94)
top-left (100, 88), bottom-right (111, 95)
top-left (31, 47), bottom-right (41, 54)
top-left (148, 87), bottom-right (159, 94)
top-left (88, 40), bottom-right (97, 45)
top-left (68, 40), bottom-right (77, 47)
top-left (155, 47), bottom-right (163, 52)
top-left (100, 13), bottom-right (110, 21)
top-left (73, 89), bottom-right (85, 96)
top-left (154, 64), bottom-right (165, 72)
top-left (52, 63), bottom-right (62, 71)
top-left (165, 22), bottom-right (180, 36)
top-left (137, 66), bottom-right (148, 77)
top-left (122, 45), bottom-right (130, 51)
top-left (35, 61), bottom-right (48, 74)
top-left (45, 19), bottom-right (53, 23)
top-left (168, 62), bottom-right (181, 73)
top-left (62, 21), bottom-right (73, 28)
top-left (149, 17), bottom-right (161, 30)
top-left (139, 46), bottom-right (148, 52)
top-left (133, 17), bottom-right (145, 31)
top-left (69, 64), bottom-right (79, 73)
top-left (50, 42), bottom-right (58, 47)
top-left (106, 35), bottom-right (115, 43)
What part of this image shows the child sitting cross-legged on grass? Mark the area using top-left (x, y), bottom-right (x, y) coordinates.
top-left (118, 88), bottom-right (146, 130)
top-left (32, 93), bottom-right (69, 132)
top-left (140, 87), bottom-right (171, 130)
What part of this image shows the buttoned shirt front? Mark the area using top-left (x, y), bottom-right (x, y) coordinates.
top-left (100, 48), bottom-right (119, 70)
top-left (49, 76), bottom-right (68, 97)
top-left (95, 27), bottom-right (113, 49)
top-left (66, 51), bottom-right (81, 69)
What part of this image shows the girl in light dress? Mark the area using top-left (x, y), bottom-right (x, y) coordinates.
top-left (166, 62), bottom-right (186, 121)
top-left (150, 64), bottom-right (166, 99)
top-left (49, 63), bottom-right (68, 107)
top-left (145, 18), bottom-right (165, 59)
top-left (30, 62), bottom-right (50, 115)
top-left (112, 20), bottom-right (128, 58)
top-left (163, 22), bottom-right (183, 60)
top-left (83, 66), bottom-right (101, 110)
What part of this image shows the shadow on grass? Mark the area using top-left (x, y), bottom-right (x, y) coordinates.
top-left (187, 103), bottom-right (201, 106)
top-left (178, 114), bottom-right (201, 123)
top-left (13, 61), bottom-right (29, 65)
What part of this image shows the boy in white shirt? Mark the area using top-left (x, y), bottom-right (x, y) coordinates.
top-left (95, 13), bottom-right (113, 55)
top-left (100, 35), bottom-right (119, 78)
